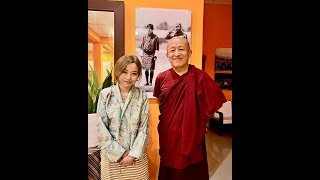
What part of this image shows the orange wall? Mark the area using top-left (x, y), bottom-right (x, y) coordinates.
top-left (147, 99), bottom-right (160, 179)
top-left (203, 4), bottom-right (232, 100)
top-left (122, 0), bottom-right (204, 179)
top-left (93, 43), bottom-right (102, 84)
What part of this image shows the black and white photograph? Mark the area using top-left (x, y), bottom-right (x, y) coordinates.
top-left (135, 7), bottom-right (192, 98)
top-left (214, 48), bottom-right (232, 90)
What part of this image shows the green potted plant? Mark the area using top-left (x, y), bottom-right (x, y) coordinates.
top-left (88, 63), bottom-right (113, 147)
top-left (88, 63), bottom-right (113, 114)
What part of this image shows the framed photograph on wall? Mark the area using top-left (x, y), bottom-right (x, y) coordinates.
top-left (135, 7), bottom-right (192, 98)
top-left (214, 48), bottom-right (232, 90)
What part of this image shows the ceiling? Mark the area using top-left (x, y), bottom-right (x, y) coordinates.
top-left (88, 11), bottom-right (114, 53)
top-left (88, 11), bottom-right (114, 38)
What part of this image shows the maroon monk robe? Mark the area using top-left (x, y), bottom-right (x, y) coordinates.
top-left (154, 65), bottom-right (227, 169)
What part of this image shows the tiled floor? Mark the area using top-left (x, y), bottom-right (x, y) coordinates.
top-left (205, 124), bottom-right (232, 179)
top-left (210, 149), bottom-right (232, 180)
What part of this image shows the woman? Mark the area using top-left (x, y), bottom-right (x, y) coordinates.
top-left (96, 55), bottom-right (149, 179)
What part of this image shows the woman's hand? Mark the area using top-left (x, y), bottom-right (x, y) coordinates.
top-left (119, 156), bottom-right (135, 167)
top-left (121, 151), bottom-right (128, 159)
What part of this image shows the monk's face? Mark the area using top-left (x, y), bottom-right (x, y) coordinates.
top-left (166, 36), bottom-right (192, 70)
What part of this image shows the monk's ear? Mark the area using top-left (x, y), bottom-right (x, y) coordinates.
top-left (166, 52), bottom-right (168, 57)
top-left (189, 49), bottom-right (192, 57)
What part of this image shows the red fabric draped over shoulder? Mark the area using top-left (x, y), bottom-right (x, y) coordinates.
top-left (154, 65), bottom-right (226, 169)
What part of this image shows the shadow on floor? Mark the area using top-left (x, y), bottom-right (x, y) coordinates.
top-left (205, 123), bottom-right (232, 178)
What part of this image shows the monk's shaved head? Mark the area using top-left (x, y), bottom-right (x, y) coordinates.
top-left (167, 36), bottom-right (190, 52)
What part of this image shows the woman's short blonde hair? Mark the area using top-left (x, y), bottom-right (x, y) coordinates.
top-left (114, 55), bottom-right (142, 82)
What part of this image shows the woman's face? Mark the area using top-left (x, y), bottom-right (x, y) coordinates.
top-left (118, 63), bottom-right (139, 90)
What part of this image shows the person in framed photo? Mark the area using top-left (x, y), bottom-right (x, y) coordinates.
top-left (140, 23), bottom-right (159, 86)
top-left (165, 23), bottom-right (188, 40)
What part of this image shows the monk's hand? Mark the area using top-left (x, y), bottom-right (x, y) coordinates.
top-left (119, 156), bottom-right (135, 167)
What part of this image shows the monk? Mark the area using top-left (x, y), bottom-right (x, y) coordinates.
top-left (153, 36), bottom-right (227, 180)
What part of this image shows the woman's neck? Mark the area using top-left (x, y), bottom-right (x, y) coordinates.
top-left (118, 83), bottom-right (132, 94)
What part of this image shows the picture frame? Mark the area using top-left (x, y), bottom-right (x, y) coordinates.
top-left (135, 7), bottom-right (192, 98)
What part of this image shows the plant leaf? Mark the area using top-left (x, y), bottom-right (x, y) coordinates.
top-left (101, 69), bottom-right (113, 89)
top-left (88, 79), bottom-right (92, 90)
top-left (88, 63), bottom-right (114, 113)
top-left (88, 91), bottom-right (94, 114)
